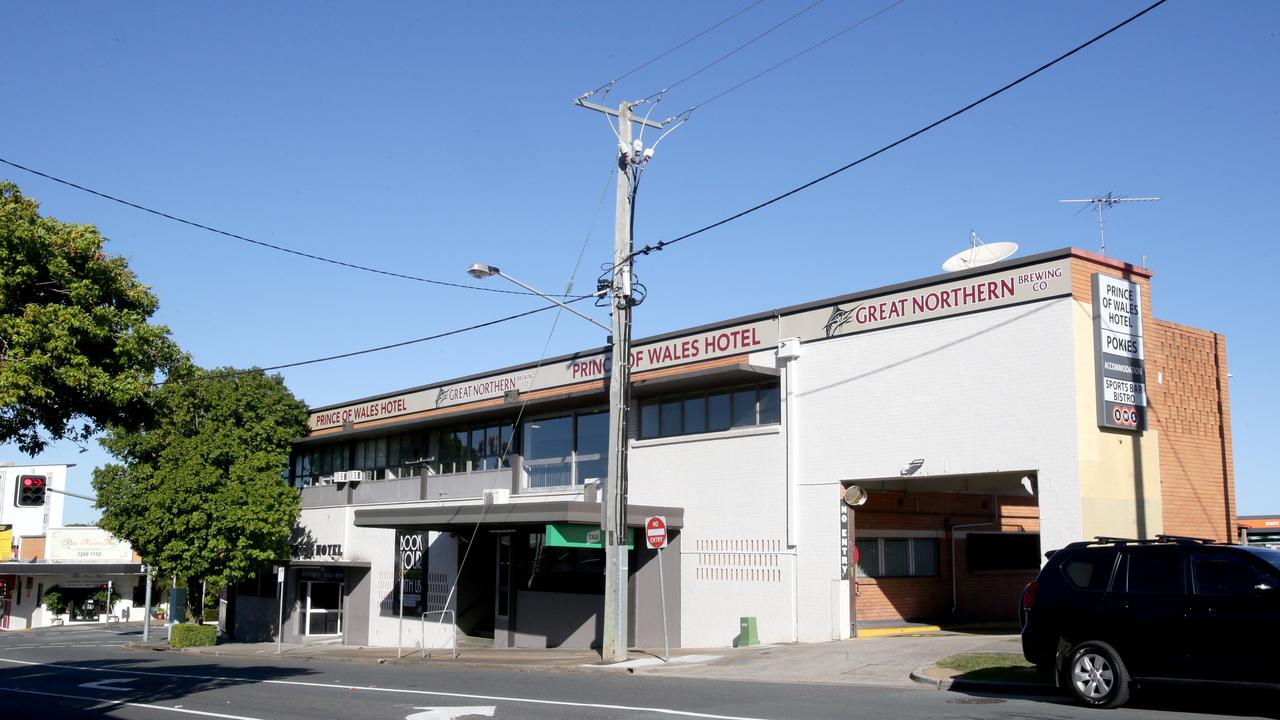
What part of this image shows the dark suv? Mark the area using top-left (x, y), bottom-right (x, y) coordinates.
top-left (1020, 535), bottom-right (1280, 708)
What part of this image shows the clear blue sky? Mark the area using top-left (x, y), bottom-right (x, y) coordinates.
top-left (3, 1), bottom-right (1276, 523)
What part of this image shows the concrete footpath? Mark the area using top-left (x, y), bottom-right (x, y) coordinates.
top-left (157, 628), bottom-right (1040, 692)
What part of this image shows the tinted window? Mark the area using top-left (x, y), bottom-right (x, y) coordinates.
top-left (640, 403), bottom-right (659, 439)
top-left (1192, 554), bottom-right (1261, 597)
top-left (708, 393), bottom-right (731, 431)
top-left (968, 533), bottom-right (1041, 571)
top-left (1061, 549), bottom-right (1117, 591)
top-left (731, 390), bottom-right (757, 427)
top-left (1126, 548), bottom-right (1184, 594)
top-left (683, 397), bottom-right (707, 434)
top-left (758, 387), bottom-right (781, 424)
top-left (659, 400), bottom-right (682, 437)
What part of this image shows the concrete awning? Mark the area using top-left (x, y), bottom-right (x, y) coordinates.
top-left (289, 560), bottom-right (372, 568)
top-left (354, 500), bottom-right (683, 532)
top-left (0, 562), bottom-right (146, 575)
top-left (841, 470), bottom-right (1037, 497)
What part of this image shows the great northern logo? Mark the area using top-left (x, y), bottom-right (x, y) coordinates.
top-left (824, 304), bottom-right (862, 338)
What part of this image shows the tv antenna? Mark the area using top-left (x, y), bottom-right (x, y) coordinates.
top-left (941, 230), bottom-right (1018, 272)
top-left (1059, 193), bottom-right (1160, 256)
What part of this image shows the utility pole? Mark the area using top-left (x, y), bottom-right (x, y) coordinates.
top-left (574, 96), bottom-right (663, 663)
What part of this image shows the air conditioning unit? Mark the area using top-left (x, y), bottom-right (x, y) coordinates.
top-left (482, 489), bottom-right (510, 504)
top-left (345, 470), bottom-right (366, 483)
top-left (333, 471), bottom-right (348, 483)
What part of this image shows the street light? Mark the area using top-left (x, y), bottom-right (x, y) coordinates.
top-left (468, 263), bottom-right (631, 662)
top-left (467, 264), bottom-right (610, 332)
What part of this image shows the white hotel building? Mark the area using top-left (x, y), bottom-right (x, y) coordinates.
top-left (226, 247), bottom-right (1235, 650)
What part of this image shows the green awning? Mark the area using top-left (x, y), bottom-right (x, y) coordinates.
top-left (545, 523), bottom-right (634, 549)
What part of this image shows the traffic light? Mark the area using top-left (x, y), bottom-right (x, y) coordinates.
top-left (15, 474), bottom-right (46, 507)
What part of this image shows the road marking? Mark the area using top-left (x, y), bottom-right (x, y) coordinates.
top-left (0, 657), bottom-right (776, 720)
top-left (79, 677), bottom-right (137, 691)
top-left (406, 707), bottom-right (496, 720)
top-left (0, 686), bottom-right (267, 719)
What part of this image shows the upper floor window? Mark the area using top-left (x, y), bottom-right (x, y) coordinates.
top-left (638, 384), bottom-right (780, 440)
top-left (522, 410), bottom-right (607, 489)
top-left (433, 423), bottom-right (513, 475)
top-left (292, 429), bottom-right (427, 487)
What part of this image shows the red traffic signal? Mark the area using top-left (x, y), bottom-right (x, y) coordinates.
top-left (15, 474), bottom-right (47, 507)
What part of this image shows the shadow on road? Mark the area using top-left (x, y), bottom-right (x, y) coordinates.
top-left (0, 654), bottom-right (322, 711)
top-left (950, 683), bottom-right (1279, 719)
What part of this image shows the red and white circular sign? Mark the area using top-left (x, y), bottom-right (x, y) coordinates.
top-left (645, 516), bottom-right (668, 550)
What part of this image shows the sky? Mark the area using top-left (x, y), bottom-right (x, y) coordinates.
top-left (2, 0), bottom-right (1276, 524)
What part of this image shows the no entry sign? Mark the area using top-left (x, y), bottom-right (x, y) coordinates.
top-left (645, 516), bottom-right (668, 550)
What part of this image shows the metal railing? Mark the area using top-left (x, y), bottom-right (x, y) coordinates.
top-left (420, 610), bottom-right (458, 659)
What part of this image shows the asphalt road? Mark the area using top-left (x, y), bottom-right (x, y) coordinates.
top-left (0, 624), bottom-right (1270, 720)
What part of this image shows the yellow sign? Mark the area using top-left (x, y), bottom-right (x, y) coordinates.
top-left (0, 524), bottom-right (11, 560)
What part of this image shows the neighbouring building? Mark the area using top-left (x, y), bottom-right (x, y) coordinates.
top-left (227, 247), bottom-right (1235, 649)
top-left (1237, 516), bottom-right (1280, 549)
top-left (0, 464), bottom-right (146, 629)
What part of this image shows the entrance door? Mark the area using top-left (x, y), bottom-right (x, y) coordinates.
top-left (304, 581), bottom-right (343, 636)
top-left (494, 534), bottom-right (513, 646)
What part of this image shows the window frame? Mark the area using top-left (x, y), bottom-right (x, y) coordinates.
top-left (855, 536), bottom-right (941, 579)
top-left (638, 384), bottom-right (781, 440)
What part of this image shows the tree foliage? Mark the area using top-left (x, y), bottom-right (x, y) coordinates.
top-left (0, 181), bottom-right (180, 454)
top-left (93, 365), bottom-right (308, 591)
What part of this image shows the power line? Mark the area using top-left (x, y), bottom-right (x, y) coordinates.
top-left (632, 0), bottom-right (1169, 260)
top-left (0, 156), bottom-right (564, 298)
top-left (647, 0), bottom-right (829, 100)
top-left (681, 0), bottom-right (908, 113)
top-left (584, 0), bottom-right (767, 98)
top-left (155, 296), bottom-right (597, 385)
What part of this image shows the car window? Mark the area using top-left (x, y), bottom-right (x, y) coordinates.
top-left (1192, 553), bottom-right (1262, 597)
top-left (1125, 547), bottom-right (1185, 594)
top-left (1060, 548), bottom-right (1118, 591)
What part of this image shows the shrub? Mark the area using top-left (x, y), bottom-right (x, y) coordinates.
top-left (169, 623), bottom-right (217, 648)
top-left (41, 588), bottom-right (68, 615)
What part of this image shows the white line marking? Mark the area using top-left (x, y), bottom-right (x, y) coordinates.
top-left (0, 686), bottom-right (268, 719)
top-left (0, 657), bottom-right (774, 720)
top-left (406, 707), bottom-right (496, 720)
top-left (80, 677), bottom-right (137, 691)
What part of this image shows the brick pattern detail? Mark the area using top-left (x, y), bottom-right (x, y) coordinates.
top-left (851, 491), bottom-right (1040, 623)
top-left (1147, 320), bottom-right (1235, 542)
top-left (1071, 251), bottom-right (1234, 543)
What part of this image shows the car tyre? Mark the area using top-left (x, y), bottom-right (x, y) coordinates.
top-left (1062, 640), bottom-right (1130, 709)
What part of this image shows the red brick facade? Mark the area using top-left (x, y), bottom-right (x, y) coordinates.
top-left (1070, 250), bottom-right (1234, 543)
top-left (851, 490), bottom-right (1040, 623)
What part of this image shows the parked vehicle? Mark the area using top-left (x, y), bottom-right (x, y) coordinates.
top-left (1020, 535), bottom-right (1280, 708)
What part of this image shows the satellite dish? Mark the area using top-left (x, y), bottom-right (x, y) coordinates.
top-left (942, 231), bottom-right (1018, 272)
top-left (843, 485), bottom-right (869, 507)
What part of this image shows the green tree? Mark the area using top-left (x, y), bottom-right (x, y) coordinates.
top-left (0, 181), bottom-right (180, 454)
top-left (93, 365), bottom-right (308, 620)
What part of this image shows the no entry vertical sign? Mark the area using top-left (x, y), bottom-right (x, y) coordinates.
top-left (645, 516), bottom-right (668, 550)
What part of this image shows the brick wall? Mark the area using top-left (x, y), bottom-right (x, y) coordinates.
top-left (1069, 249), bottom-right (1234, 544)
top-left (1147, 320), bottom-right (1235, 542)
top-left (851, 490), bottom-right (1040, 623)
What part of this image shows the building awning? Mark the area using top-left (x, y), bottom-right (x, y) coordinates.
top-left (631, 362), bottom-right (779, 399)
top-left (354, 500), bottom-right (683, 532)
top-left (0, 562), bottom-right (146, 576)
top-left (289, 560), bottom-right (372, 568)
top-left (841, 470), bottom-right (1037, 496)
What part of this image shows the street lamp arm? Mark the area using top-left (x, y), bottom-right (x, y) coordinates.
top-left (493, 271), bottom-right (611, 332)
top-left (44, 486), bottom-right (98, 502)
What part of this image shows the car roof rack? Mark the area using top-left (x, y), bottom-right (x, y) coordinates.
top-left (1154, 534), bottom-right (1216, 545)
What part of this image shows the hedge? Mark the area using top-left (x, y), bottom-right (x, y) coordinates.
top-left (170, 623), bottom-right (218, 648)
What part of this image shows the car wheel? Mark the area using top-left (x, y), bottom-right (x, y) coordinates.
top-left (1062, 640), bottom-right (1130, 709)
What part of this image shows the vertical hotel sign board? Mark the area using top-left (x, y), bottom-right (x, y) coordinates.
top-left (1093, 273), bottom-right (1147, 431)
